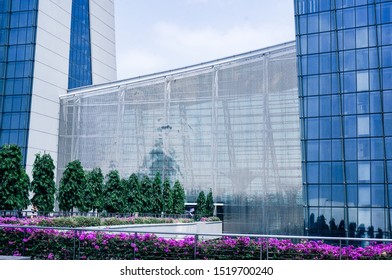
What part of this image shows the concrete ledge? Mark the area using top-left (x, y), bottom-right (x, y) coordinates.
top-left (88, 221), bottom-right (223, 239)
top-left (0, 255), bottom-right (30, 260)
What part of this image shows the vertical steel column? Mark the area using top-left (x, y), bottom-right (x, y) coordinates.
top-left (115, 88), bottom-right (125, 171)
top-left (211, 68), bottom-right (219, 192)
top-left (163, 78), bottom-right (172, 180)
top-left (180, 103), bottom-right (194, 187)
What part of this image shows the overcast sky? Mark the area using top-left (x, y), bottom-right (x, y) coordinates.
top-left (114, 0), bottom-right (295, 80)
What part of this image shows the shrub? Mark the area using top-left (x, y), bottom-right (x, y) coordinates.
top-left (1, 225), bottom-right (392, 260)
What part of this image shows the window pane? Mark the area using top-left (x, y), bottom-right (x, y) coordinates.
top-left (319, 95), bottom-right (331, 116)
top-left (344, 116), bottom-right (356, 137)
top-left (331, 140), bottom-right (342, 160)
top-left (345, 161), bottom-right (358, 183)
top-left (372, 185), bottom-right (385, 207)
top-left (331, 162), bottom-right (343, 183)
top-left (357, 138), bottom-right (370, 160)
top-left (358, 185), bottom-right (370, 206)
top-left (356, 48), bottom-right (368, 70)
top-left (371, 161), bottom-right (384, 183)
top-left (319, 12), bottom-right (330, 32)
top-left (331, 185), bottom-right (344, 206)
top-left (319, 163), bottom-right (331, 183)
top-left (319, 140), bottom-right (331, 161)
top-left (371, 114), bottom-right (382, 136)
top-left (382, 46), bottom-right (392, 67)
top-left (343, 93), bottom-right (356, 114)
top-left (307, 140), bottom-right (319, 161)
top-left (357, 92), bottom-right (369, 113)
top-left (308, 34), bottom-right (319, 54)
top-left (344, 51), bottom-right (355, 71)
top-left (347, 184), bottom-right (358, 206)
top-left (345, 139), bottom-right (357, 160)
top-left (307, 163), bottom-right (319, 183)
top-left (357, 71), bottom-right (369, 91)
top-left (319, 185), bottom-right (331, 206)
top-left (320, 117), bottom-right (331, 138)
top-left (307, 118), bottom-right (319, 139)
top-left (357, 115), bottom-right (369, 136)
top-left (319, 32), bottom-right (331, 52)
top-left (358, 162), bottom-right (370, 182)
top-left (356, 6), bottom-right (368, 27)
top-left (308, 185), bottom-right (318, 206)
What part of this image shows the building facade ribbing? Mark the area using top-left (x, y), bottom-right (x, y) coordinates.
top-left (58, 43), bottom-right (303, 234)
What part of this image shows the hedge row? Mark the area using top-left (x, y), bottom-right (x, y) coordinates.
top-left (0, 216), bottom-right (195, 228)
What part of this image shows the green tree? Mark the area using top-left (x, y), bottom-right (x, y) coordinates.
top-left (79, 168), bottom-right (104, 213)
top-left (162, 178), bottom-right (173, 214)
top-left (196, 191), bottom-right (206, 217)
top-left (126, 173), bottom-right (142, 213)
top-left (31, 153), bottom-right (56, 212)
top-left (103, 170), bottom-right (125, 213)
top-left (150, 172), bottom-right (163, 214)
top-left (172, 180), bottom-right (185, 214)
top-left (140, 175), bottom-right (152, 213)
top-left (57, 160), bottom-right (85, 213)
top-left (0, 144), bottom-right (30, 210)
top-left (205, 188), bottom-right (214, 217)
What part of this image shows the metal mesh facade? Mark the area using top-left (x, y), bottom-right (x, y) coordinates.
top-left (58, 42), bottom-right (302, 234)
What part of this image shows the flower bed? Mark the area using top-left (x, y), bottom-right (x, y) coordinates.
top-left (0, 216), bottom-right (193, 228)
top-left (1, 225), bottom-right (392, 260)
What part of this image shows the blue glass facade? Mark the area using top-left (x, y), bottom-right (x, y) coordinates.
top-left (0, 0), bottom-right (38, 162)
top-left (68, 0), bottom-right (92, 89)
top-left (295, 0), bottom-right (392, 238)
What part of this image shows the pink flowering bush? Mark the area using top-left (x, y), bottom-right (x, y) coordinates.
top-left (1, 218), bottom-right (392, 260)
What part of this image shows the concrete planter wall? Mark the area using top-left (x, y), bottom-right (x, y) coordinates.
top-left (89, 221), bottom-right (222, 239)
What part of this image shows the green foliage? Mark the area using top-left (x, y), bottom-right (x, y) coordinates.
top-left (140, 176), bottom-right (152, 213)
top-left (205, 188), bottom-right (214, 217)
top-left (162, 178), bottom-right (173, 214)
top-left (31, 153), bottom-right (56, 212)
top-left (0, 144), bottom-right (30, 210)
top-left (57, 160), bottom-right (85, 213)
top-left (196, 191), bottom-right (206, 217)
top-left (125, 173), bottom-right (142, 213)
top-left (150, 172), bottom-right (163, 214)
top-left (172, 180), bottom-right (185, 214)
top-left (36, 216), bottom-right (101, 228)
top-left (79, 168), bottom-right (104, 213)
top-left (103, 170), bottom-right (125, 213)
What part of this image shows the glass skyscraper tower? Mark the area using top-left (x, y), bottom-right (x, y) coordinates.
top-left (295, 0), bottom-right (392, 238)
top-left (0, 0), bottom-right (116, 172)
top-left (0, 0), bottom-right (38, 162)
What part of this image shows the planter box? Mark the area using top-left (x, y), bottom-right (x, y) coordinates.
top-left (88, 221), bottom-right (222, 239)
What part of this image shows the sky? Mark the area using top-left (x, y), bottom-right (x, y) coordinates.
top-left (114, 0), bottom-right (295, 80)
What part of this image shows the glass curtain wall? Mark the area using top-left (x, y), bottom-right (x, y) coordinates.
top-left (0, 0), bottom-right (38, 163)
top-left (68, 0), bottom-right (92, 90)
top-left (295, 0), bottom-right (392, 238)
top-left (58, 43), bottom-right (302, 234)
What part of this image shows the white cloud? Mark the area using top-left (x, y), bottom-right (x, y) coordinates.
top-left (149, 21), bottom-right (294, 68)
top-left (116, 21), bottom-right (294, 79)
top-left (116, 49), bottom-right (167, 79)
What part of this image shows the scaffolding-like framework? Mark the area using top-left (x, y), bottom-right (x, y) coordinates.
top-left (58, 42), bottom-right (302, 234)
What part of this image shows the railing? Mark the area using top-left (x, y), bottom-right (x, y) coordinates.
top-left (1, 224), bottom-right (391, 260)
